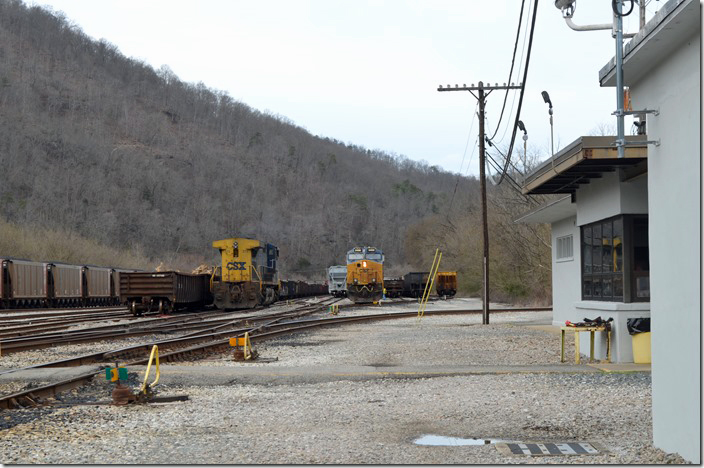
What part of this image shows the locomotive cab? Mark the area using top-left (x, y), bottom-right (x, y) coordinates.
top-left (346, 246), bottom-right (384, 304)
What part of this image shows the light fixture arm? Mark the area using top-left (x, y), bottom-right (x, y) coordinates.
top-left (564, 16), bottom-right (613, 32)
top-left (557, 0), bottom-right (636, 37)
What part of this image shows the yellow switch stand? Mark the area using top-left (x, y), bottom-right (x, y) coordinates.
top-left (230, 332), bottom-right (254, 360)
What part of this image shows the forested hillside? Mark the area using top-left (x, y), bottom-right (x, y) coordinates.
top-left (0, 0), bottom-right (551, 302)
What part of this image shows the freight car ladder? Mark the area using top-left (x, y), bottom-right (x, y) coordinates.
top-left (417, 249), bottom-right (442, 323)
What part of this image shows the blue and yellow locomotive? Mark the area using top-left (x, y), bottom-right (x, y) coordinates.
top-left (211, 238), bottom-right (279, 310)
top-left (345, 246), bottom-right (384, 303)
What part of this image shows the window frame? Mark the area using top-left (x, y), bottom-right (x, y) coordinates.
top-left (580, 214), bottom-right (649, 303)
top-left (556, 234), bottom-right (574, 262)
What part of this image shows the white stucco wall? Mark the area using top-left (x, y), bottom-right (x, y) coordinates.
top-left (550, 216), bottom-right (581, 327)
top-left (629, 29), bottom-right (700, 464)
top-left (576, 171), bottom-right (648, 227)
top-left (619, 175), bottom-right (648, 214)
top-left (575, 172), bottom-right (623, 226)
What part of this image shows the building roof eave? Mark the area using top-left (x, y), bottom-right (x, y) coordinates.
top-left (599, 0), bottom-right (699, 87)
top-left (521, 135), bottom-right (647, 196)
top-left (515, 195), bottom-right (575, 225)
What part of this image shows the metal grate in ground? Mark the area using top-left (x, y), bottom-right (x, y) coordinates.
top-left (495, 442), bottom-right (603, 456)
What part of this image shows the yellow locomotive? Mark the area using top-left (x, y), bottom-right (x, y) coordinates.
top-left (346, 246), bottom-right (384, 303)
top-left (211, 238), bottom-right (279, 310)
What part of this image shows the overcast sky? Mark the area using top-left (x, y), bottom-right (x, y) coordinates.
top-left (31, 0), bottom-right (660, 176)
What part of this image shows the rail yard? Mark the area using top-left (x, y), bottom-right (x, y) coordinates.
top-left (0, 237), bottom-right (673, 464)
top-left (0, 292), bottom-right (675, 464)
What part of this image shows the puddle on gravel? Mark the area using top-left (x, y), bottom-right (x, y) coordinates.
top-left (414, 435), bottom-right (514, 446)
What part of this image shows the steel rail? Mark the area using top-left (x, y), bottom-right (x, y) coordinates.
top-left (0, 306), bottom-right (128, 321)
top-left (0, 299), bottom-right (329, 353)
top-left (0, 312), bottom-right (141, 338)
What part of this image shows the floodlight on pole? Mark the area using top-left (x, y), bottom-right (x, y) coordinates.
top-left (542, 91), bottom-right (557, 175)
top-left (517, 120), bottom-right (528, 176)
top-left (541, 91), bottom-right (553, 113)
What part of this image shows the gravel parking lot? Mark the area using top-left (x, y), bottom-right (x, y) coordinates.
top-left (0, 299), bottom-right (687, 464)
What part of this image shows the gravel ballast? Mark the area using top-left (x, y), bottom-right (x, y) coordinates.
top-left (0, 299), bottom-right (687, 464)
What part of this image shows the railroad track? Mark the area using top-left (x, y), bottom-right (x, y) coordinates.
top-left (0, 298), bottom-right (323, 351)
top-left (0, 297), bottom-right (342, 372)
top-left (0, 296), bottom-right (415, 353)
top-left (0, 306), bottom-right (129, 321)
top-left (0, 304), bottom-right (551, 410)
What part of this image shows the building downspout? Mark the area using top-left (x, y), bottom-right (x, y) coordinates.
top-left (614, 2), bottom-right (626, 158)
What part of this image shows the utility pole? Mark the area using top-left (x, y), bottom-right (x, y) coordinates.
top-left (438, 81), bottom-right (522, 324)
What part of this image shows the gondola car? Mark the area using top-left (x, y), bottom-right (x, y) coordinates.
top-left (383, 278), bottom-right (403, 298)
top-left (345, 246), bottom-right (384, 304)
top-left (84, 265), bottom-right (114, 306)
top-left (0, 259), bottom-right (50, 308)
top-left (0, 258), bottom-right (133, 309)
top-left (50, 262), bottom-right (83, 307)
top-left (211, 237), bottom-right (279, 310)
top-left (279, 280), bottom-right (328, 300)
top-left (120, 271), bottom-right (212, 315)
top-left (402, 271), bottom-right (430, 298)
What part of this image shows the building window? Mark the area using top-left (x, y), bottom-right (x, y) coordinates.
top-left (556, 235), bottom-right (574, 262)
top-left (581, 215), bottom-right (649, 302)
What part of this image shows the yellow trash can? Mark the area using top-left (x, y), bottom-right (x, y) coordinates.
top-left (632, 332), bottom-right (651, 364)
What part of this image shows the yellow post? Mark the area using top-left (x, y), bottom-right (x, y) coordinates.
top-left (420, 249), bottom-right (439, 304)
top-left (140, 345), bottom-right (160, 394)
top-left (243, 332), bottom-right (252, 360)
top-left (210, 266), bottom-right (220, 291)
top-left (418, 249), bottom-right (442, 322)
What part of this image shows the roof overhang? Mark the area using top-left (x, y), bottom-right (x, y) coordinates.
top-left (521, 135), bottom-right (647, 195)
top-left (599, 0), bottom-right (700, 87)
top-left (515, 195), bottom-right (576, 225)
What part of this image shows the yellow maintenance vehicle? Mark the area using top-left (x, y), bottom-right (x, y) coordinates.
top-left (211, 238), bottom-right (279, 310)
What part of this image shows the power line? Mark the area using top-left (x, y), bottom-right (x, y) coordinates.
top-left (445, 100), bottom-right (479, 222)
top-left (497, 0), bottom-right (540, 185)
top-left (488, 0), bottom-right (527, 141)
top-left (495, 0), bottom-right (533, 146)
top-left (486, 152), bottom-right (524, 195)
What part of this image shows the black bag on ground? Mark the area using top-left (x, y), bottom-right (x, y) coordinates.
top-left (626, 318), bottom-right (651, 335)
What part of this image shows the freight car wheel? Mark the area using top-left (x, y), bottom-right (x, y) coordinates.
top-left (130, 300), bottom-right (142, 317)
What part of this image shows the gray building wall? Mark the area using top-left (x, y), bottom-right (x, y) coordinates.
top-left (576, 171), bottom-right (648, 227)
top-left (628, 28), bottom-right (700, 464)
top-left (550, 216), bottom-right (581, 328)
